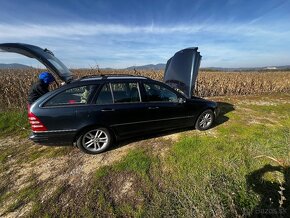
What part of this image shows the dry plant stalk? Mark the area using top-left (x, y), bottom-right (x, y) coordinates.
top-left (0, 69), bottom-right (289, 109)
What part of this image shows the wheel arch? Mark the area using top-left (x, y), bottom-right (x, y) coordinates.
top-left (194, 106), bottom-right (215, 122)
top-left (73, 124), bottom-right (117, 143)
top-left (194, 107), bottom-right (215, 129)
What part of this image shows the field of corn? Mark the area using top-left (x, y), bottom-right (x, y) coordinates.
top-left (0, 68), bottom-right (289, 109)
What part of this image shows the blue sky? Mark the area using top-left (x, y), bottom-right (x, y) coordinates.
top-left (0, 0), bottom-right (290, 68)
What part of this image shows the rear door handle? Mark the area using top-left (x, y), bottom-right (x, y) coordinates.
top-left (101, 109), bottom-right (115, 112)
top-left (148, 106), bottom-right (159, 110)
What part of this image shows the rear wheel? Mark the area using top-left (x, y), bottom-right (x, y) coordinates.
top-left (195, 109), bottom-right (214, 131)
top-left (77, 127), bottom-right (112, 154)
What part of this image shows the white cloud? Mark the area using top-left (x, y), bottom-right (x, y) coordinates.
top-left (0, 22), bottom-right (290, 68)
top-left (0, 22), bottom-right (288, 40)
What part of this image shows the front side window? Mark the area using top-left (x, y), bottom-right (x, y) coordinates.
top-left (45, 85), bottom-right (95, 106)
top-left (111, 82), bottom-right (141, 103)
top-left (143, 83), bottom-right (178, 102)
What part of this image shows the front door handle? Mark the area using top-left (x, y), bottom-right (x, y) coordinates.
top-left (101, 109), bottom-right (115, 112)
top-left (148, 106), bottom-right (159, 110)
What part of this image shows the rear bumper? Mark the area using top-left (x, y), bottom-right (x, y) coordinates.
top-left (29, 130), bottom-right (77, 145)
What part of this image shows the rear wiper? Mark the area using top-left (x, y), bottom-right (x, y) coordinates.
top-left (44, 48), bottom-right (54, 56)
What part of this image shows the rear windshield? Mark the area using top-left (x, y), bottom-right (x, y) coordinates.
top-left (47, 57), bottom-right (71, 78)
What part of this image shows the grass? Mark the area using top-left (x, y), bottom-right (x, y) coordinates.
top-left (0, 110), bottom-right (73, 166)
top-left (7, 181), bottom-right (41, 213)
top-left (0, 110), bottom-right (30, 137)
top-left (162, 95), bottom-right (289, 216)
top-left (114, 149), bottom-right (152, 177)
top-left (0, 94), bottom-right (289, 217)
top-left (84, 94), bottom-right (289, 217)
top-left (30, 185), bottom-right (69, 217)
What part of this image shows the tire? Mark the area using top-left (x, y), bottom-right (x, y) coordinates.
top-left (76, 127), bottom-right (112, 154)
top-left (195, 109), bottom-right (214, 131)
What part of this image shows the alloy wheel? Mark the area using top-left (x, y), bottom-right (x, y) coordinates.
top-left (82, 129), bottom-right (109, 152)
top-left (196, 109), bottom-right (214, 130)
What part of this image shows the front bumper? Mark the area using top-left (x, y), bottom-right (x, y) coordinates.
top-left (214, 107), bottom-right (220, 118)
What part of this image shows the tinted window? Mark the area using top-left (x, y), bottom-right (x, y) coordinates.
top-left (96, 84), bottom-right (113, 104)
top-left (143, 83), bottom-right (178, 102)
top-left (111, 82), bottom-right (140, 103)
top-left (45, 85), bottom-right (95, 106)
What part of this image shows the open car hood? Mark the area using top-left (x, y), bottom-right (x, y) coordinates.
top-left (0, 43), bottom-right (73, 83)
top-left (163, 47), bottom-right (202, 98)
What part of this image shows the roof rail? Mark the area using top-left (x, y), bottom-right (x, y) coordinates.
top-left (79, 74), bottom-right (152, 80)
top-left (100, 74), bottom-right (140, 78)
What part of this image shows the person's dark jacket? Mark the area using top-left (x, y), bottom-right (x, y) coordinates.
top-left (28, 80), bottom-right (49, 104)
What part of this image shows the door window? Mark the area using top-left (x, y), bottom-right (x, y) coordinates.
top-left (96, 84), bottom-right (113, 104)
top-left (111, 82), bottom-right (141, 103)
top-left (45, 85), bottom-right (95, 106)
top-left (143, 83), bottom-right (178, 102)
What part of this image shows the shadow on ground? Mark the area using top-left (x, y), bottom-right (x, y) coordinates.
top-left (114, 127), bottom-right (191, 149)
top-left (213, 101), bottom-right (235, 127)
top-left (246, 164), bottom-right (290, 217)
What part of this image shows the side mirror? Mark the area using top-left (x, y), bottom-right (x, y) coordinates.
top-left (178, 97), bottom-right (186, 104)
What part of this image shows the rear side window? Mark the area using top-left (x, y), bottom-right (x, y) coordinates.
top-left (111, 82), bottom-right (141, 103)
top-left (96, 84), bottom-right (113, 104)
top-left (45, 85), bottom-right (95, 106)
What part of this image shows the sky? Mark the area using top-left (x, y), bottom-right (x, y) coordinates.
top-left (0, 0), bottom-right (290, 68)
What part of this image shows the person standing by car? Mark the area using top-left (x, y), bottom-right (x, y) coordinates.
top-left (28, 72), bottom-right (55, 105)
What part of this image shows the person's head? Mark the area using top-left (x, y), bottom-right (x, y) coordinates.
top-left (39, 72), bottom-right (55, 85)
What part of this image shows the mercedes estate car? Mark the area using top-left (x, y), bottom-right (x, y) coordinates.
top-left (0, 43), bottom-right (219, 154)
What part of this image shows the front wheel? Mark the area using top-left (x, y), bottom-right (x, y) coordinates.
top-left (195, 109), bottom-right (214, 131)
top-left (76, 127), bottom-right (112, 154)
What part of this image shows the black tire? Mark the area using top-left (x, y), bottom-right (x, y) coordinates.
top-left (195, 109), bottom-right (214, 131)
top-left (76, 127), bottom-right (112, 154)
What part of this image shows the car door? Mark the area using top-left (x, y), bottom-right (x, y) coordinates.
top-left (85, 81), bottom-right (151, 138)
top-left (110, 81), bottom-right (154, 137)
top-left (140, 81), bottom-right (193, 130)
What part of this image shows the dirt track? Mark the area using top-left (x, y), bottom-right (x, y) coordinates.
top-left (0, 131), bottom-right (182, 217)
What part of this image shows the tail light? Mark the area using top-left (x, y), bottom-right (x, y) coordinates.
top-left (28, 112), bottom-right (48, 132)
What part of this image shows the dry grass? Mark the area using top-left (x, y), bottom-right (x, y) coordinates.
top-left (0, 68), bottom-right (289, 109)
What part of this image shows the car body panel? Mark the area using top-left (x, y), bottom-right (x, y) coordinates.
top-left (75, 103), bottom-right (151, 138)
top-left (164, 47), bottom-right (202, 98)
top-left (0, 43), bottom-right (73, 83)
